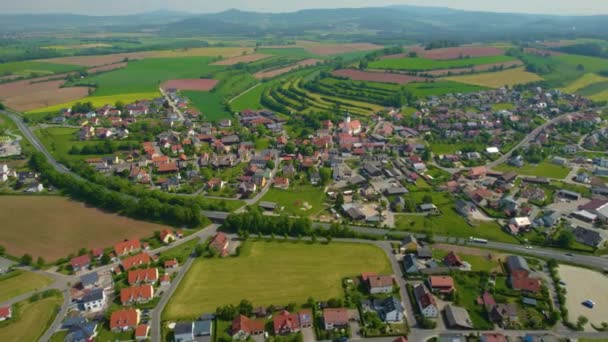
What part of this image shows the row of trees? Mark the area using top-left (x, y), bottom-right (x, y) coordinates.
top-left (68, 140), bottom-right (136, 155)
top-left (29, 153), bottom-right (206, 227)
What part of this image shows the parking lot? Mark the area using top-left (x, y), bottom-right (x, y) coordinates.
top-left (558, 264), bottom-right (608, 330)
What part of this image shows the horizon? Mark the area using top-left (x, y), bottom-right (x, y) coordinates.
top-left (1, 0), bottom-right (608, 16)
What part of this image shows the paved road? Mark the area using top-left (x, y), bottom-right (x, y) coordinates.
top-left (159, 87), bottom-right (185, 122)
top-left (38, 289), bottom-right (71, 342)
top-left (2, 110), bottom-right (72, 175)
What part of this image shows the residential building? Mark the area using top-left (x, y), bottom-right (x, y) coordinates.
top-left (273, 310), bottom-right (300, 335)
top-left (323, 308), bottom-right (349, 330)
top-left (121, 253), bottom-right (151, 270)
top-left (365, 274), bottom-right (394, 294)
top-left (488, 303), bottom-right (518, 327)
top-left (444, 304), bottom-right (473, 329)
top-left (174, 322), bottom-right (194, 342)
top-left (114, 239), bottom-right (141, 256)
top-left (0, 307), bottom-right (11, 321)
top-left (135, 324), bottom-right (150, 341)
top-left (374, 296), bottom-right (404, 322)
top-left (428, 276), bottom-right (455, 294)
top-left (80, 272), bottom-right (99, 289)
top-left (110, 309), bottom-right (141, 331)
top-left (128, 268), bottom-right (159, 285)
top-left (210, 232), bottom-right (230, 256)
top-left (413, 284), bottom-right (438, 318)
top-left (160, 229), bottom-right (176, 244)
top-left (70, 254), bottom-right (91, 272)
top-left (231, 315), bottom-right (265, 340)
top-left (81, 288), bottom-right (106, 312)
top-left (120, 285), bottom-right (154, 305)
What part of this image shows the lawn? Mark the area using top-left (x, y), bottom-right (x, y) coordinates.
top-left (26, 92), bottom-right (160, 114)
top-left (443, 67), bottom-right (543, 88)
top-left (0, 270), bottom-right (53, 302)
top-left (452, 273), bottom-right (494, 330)
top-left (229, 83), bottom-right (268, 112)
top-left (405, 81), bottom-right (487, 97)
top-left (182, 90), bottom-right (232, 121)
top-left (164, 240), bottom-right (392, 320)
top-left (368, 55), bottom-right (515, 71)
top-left (494, 160), bottom-right (570, 179)
top-left (491, 103), bottom-right (515, 111)
top-left (258, 185), bottom-right (326, 217)
top-left (0, 196), bottom-right (172, 261)
top-left (431, 249), bottom-right (500, 273)
top-left (0, 295), bottom-right (63, 342)
top-left (76, 57), bottom-right (222, 96)
top-left (158, 239), bottom-right (200, 264)
top-left (0, 61), bottom-right (83, 77)
top-left (430, 142), bottom-right (483, 155)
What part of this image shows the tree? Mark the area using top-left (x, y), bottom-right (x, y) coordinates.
top-left (100, 253), bottom-right (111, 265)
top-left (0, 245), bottom-right (4, 256)
top-left (556, 230), bottom-right (574, 248)
top-left (78, 248), bottom-right (89, 256)
top-left (115, 101), bottom-right (125, 111)
top-left (319, 167), bottom-right (332, 186)
top-left (238, 299), bottom-right (254, 316)
top-left (21, 253), bottom-right (33, 265)
top-left (284, 141), bottom-right (296, 154)
top-left (336, 193), bottom-right (345, 207)
top-left (36, 257), bottom-right (45, 268)
top-left (422, 194), bottom-right (433, 204)
top-left (0, 101), bottom-right (4, 110)
top-left (267, 160), bottom-right (275, 169)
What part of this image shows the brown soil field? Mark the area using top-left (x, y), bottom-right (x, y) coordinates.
top-left (0, 196), bottom-right (172, 261)
top-left (399, 46), bottom-right (505, 60)
top-left (266, 40), bottom-right (382, 56)
top-left (87, 62), bottom-right (127, 73)
top-left (379, 53), bottom-right (408, 60)
top-left (332, 69), bottom-right (428, 84)
top-left (254, 59), bottom-right (322, 79)
top-left (161, 79), bottom-right (219, 91)
top-left (211, 53), bottom-right (272, 66)
top-left (40, 47), bottom-right (254, 67)
top-left (418, 60), bottom-right (524, 77)
top-left (523, 48), bottom-right (563, 56)
top-left (4, 86), bottom-right (91, 112)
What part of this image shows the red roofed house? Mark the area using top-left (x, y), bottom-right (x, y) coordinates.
top-left (468, 166), bottom-right (487, 179)
top-left (0, 306), bottom-right (11, 321)
top-left (443, 251), bottom-right (464, 268)
top-left (120, 285), bottom-right (154, 305)
top-left (273, 177), bottom-right (290, 189)
top-left (323, 308), bottom-right (349, 330)
top-left (164, 259), bottom-right (179, 269)
top-left (158, 162), bottom-right (178, 174)
top-left (128, 268), bottom-right (159, 285)
top-left (506, 256), bottom-right (542, 293)
top-left (394, 337), bottom-right (408, 342)
top-left (428, 276), bottom-right (455, 294)
top-left (231, 315), bottom-right (265, 340)
top-left (210, 232), bottom-right (229, 256)
top-left (273, 310), bottom-right (300, 335)
top-left (91, 248), bottom-right (104, 260)
top-left (122, 253), bottom-right (151, 270)
top-left (160, 274), bottom-right (171, 286)
top-left (299, 309), bottom-right (312, 328)
top-left (159, 229), bottom-right (176, 244)
top-left (366, 274), bottom-right (394, 294)
top-left (481, 333), bottom-right (507, 342)
top-left (135, 324), bottom-right (150, 340)
top-left (114, 239), bottom-right (141, 256)
top-left (340, 116), bottom-right (362, 135)
top-left (110, 309), bottom-right (141, 331)
top-left (71, 254), bottom-right (91, 272)
top-left (476, 291), bottom-right (496, 310)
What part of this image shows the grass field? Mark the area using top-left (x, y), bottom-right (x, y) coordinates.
top-left (0, 196), bottom-right (173, 261)
top-left (368, 55), bottom-right (515, 71)
top-left (229, 83), bottom-right (268, 111)
top-left (258, 185), bottom-right (326, 217)
top-left (453, 273), bottom-right (494, 330)
top-left (182, 90), bottom-right (232, 121)
top-left (0, 295), bottom-right (63, 342)
top-left (0, 61), bottom-right (83, 77)
top-left (76, 57), bottom-right (221, 96)
top-left (431, 248), bottom-right (500, 273)
top-left (164, 240), bottom-right (392, 320)
top-left (0, 271), bottom-right (53, 302)
top-left (560, 73), bottom-right (608, 94)
top-left (26, 92), bottom-right (160, 114)
top-left (430, 142), bottom-right (483, 155)
top-left (394, 193), bottom-right (517, 243)
top-left (494, 160), bottom-right (570, 179)
top-left (443, 67), bottom-right (543, 88)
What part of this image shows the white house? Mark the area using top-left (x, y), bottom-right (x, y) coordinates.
top-left (82, 289), bottom-right (106, 313)
top-left (413, 284), bottom-right (438, 318)
top-left (0, 306), bottom-right (11, 321)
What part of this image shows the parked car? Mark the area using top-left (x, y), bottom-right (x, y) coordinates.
top-left (583, 299), bottom-right (595, 308)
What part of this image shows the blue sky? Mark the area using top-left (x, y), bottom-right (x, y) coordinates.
top-left (2, 0), bottom-right (607, 15)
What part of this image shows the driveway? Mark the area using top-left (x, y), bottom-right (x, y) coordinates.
top-left (301, 327), bottom-right (316, 342)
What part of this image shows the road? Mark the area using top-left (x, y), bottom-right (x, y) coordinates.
top-left (2, 110), bottom-right (72, 174)
top-left (159, 87), bottom-right (185, 122)
top-left (38, 289), bottom-right (71, 342)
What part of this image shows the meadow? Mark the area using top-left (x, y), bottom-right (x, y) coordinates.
top-left (76, 57), bottom-right (222, 96)
top-left (494, 160), bottom-right (570, 179)
top-left (0, 61), bottom-right (83, 77)
top-left (560, 73), bottom-right (608, 94)
top-left (0, 295), bottom-right (63, 342)
top-left (368, 55), bottom-right (515, 71)
top-left (182, 91), bottom-right (233, 121)
top-left (164, 240), bottom-right (392, 320)
top-left (0, 271), bottom-right (53, 302)
top-left (0, 196), bottom-right (172, 261)
top-left (442, 67), bottom-right (543, 88)
top-left (258, 185), bottom-right (327, 217)
top-left (26, 92), bottom-right (161, 114)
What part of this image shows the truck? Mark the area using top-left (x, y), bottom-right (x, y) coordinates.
top-left (469, 236), bottom-right (488, 244)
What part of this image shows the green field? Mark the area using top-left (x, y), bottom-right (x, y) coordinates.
top-left (453, 273), bottom-right (494, 330)
top-left (164, 240), bottom-right (392, 320)
top-left (76, 57), bottom-right (222, 96)
top-left (34, 127), bottom-right (136, 160)
top-left (182, 90), bottom-right (232, 121)
top-left (0, 61), bottom-right (83, 77)
top-left (560, 73), bottom-right (608, 94)
top-left (431, 249), bottom-right (500, 273)
top-left (519, 52), bottom-right (608, 88)
top-left (26, 92), bottom-right (161, 114)
top-left (369, 55), bottom-right (516, 71)
top-left (430, 143), bottom-right (483, 155)
top-left (0, 295), bottom-right (63, 342)
top-left (258, 185), bottom-right (326, 217)
top-left (443, 67), bottom-right (543, 88)
top-left (257, 48), bottom-right (320, 59)
top-left (229, 83), bottom-right (268, 111)
top-left (494, 160), bottom-right (570, 179)
top-left (0, 271), bottom-right (53, 302)
top-left (394, 192), bottom-right (517, 243)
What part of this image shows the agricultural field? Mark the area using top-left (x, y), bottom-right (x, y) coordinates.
top-left (253, 59), bottom-right (322, 79)
top-left (368, 55), bottom-right (515, 71)
top-left (494, 160), bottom-right (570, 179)
top-left (0, 196), bottom-right (173, 261)
top-left (409, 46), bottom-right (506, 60)
top-left (164, 240), bottom-right (392, 320)
top-left (0, 271), bottom-right (53, 302)
top-left (34, 127), bottom-right (137, 160)
top-left (561, 73), bottom-right (608, 101)
top-left (420, 60), bottom-right (524, 77)
top-left (211, 53), bottom-right (272, 66)
top-left (0, 295), bottom-right (63, 342)
top-left (161, 79), bottom-right (219, 91)
top-left (0, 61), bottom-right (83, 78)
top-left (0, 75), bottom-right (92, 112)
top-left (74, 57), bottom-right (222, 96)
top-left (182, 91), bottom-right (232, 121)
top-left (26, 92), bottom-right (160, 115)
top-left (229, 83), bottom-right (269, 112)
top-left (332, 69), bottom-right (428, 84)
top-left (263, 41), bottom-right (382, 56)
top-left (442, 67), bottom-right (543, 88)
top-left (517, 52), bottom-right (608, 88)
top-left (258, 185), bottom-right (327, 217)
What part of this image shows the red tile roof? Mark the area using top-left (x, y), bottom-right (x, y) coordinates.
top-left (231, 315), bottom-right (265, 335)
top-left (443, 251), bottom-right (463, 267)
top-left (164, 259), bottom-right (178, 268)
top-left (120, 285), bottom-right (154, 304)
top-left (323, 308), bottom-right (349, 326)
top-left (128, 268), bottom-right (159, 285)
top-left (429, 276), bottom-right (454, 290)
top-left (481, 333), bottom-right (507, 342)
top-left (121, 253), bottom-right (151, 270)
top-left (158, 162), bottom-right (178, 173)
top-left (394, 337), bottom-right (409, 342)
top-left (110, 309), bottom-right (140, 330)
top-left (511, 275), bottom-right (542, 293)
top-left (70, 254), bottom-right (91, 269)
top-left (0, 306), bottom-right (11, 319)
top-left (368, 275), bottom-right (394, 289)
top-left (210, 233), bottom-right (229, 255)
top-left (114, 239), bottom-right (141, 256)
top-left (135, 324), bottom-right (149, 338)
top-left (273, 310), bottom-right (300, 334)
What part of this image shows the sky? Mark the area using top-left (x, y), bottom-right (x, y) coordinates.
top-left (1, 0), bottom-right (607, 16)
